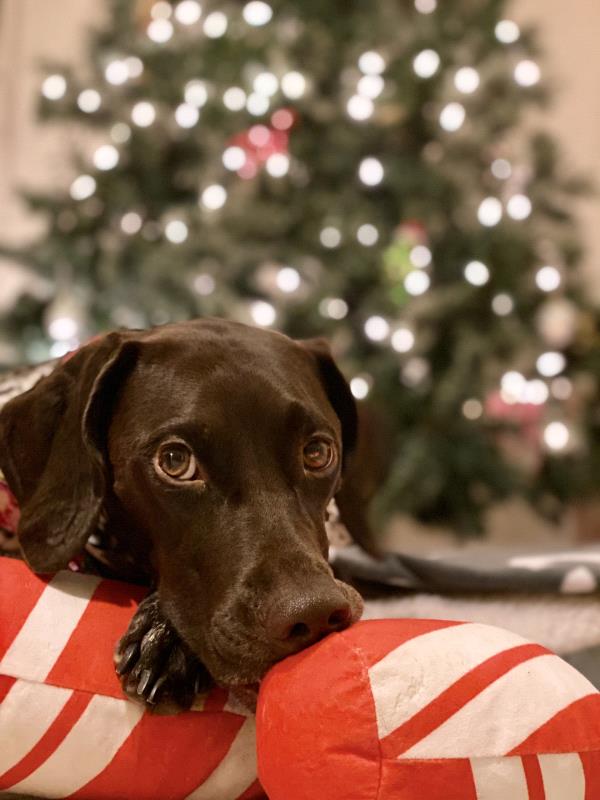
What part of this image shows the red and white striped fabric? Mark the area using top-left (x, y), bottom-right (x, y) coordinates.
top-left (0, 557), bottom-right (263, 800)
top-left (257, 618), bottom-right (600, 800)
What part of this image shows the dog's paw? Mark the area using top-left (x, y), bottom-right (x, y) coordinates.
top-left (114, 592), bottom-right (212, 713)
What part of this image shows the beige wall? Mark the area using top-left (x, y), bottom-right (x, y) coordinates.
top-left (0, 0), bottom-right (599, 294)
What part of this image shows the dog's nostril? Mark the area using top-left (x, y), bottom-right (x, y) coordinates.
top-left (328, 609), bottom-right (350, 628)
top-left (289, 622), bottom-right (310, 639)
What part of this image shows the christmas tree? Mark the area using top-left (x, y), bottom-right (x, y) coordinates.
top-left (2, 0), bottom-right (598, 534)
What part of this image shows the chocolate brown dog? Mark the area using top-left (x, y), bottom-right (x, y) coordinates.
top-left (0, 319), bottom-right (373, 710)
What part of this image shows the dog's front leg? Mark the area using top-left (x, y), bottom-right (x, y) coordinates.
top-left (115, 592), bottom-right (212, 713)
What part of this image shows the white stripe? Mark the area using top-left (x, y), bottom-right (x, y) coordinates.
top-left (0, 570), bottom-right (101, 681)
top-left (185, 717), bottom-right (257, 800)
top-left (470, 756), bottom-right (528, 800)
top-left (369, 622), bottom-right (532, 739)
top-left (8, 695), bottom-right (144, 798)
top-left (539, 753), bottom-right (586, 800)
top-left (0, 680), bottom-right (73, 776)
top-left (401, 654), bottom-right (597, 758)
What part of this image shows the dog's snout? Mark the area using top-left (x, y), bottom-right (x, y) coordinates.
top-left (266, 588), bottom-right (353, 651)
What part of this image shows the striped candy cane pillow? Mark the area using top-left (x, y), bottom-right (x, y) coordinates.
top-left (0, 557), bottom-right (263, 800)
top-left (257, 618), bottom-right (600, 800)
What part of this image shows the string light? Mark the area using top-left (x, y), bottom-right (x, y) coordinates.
top-left (121, 212), bottom-right (143, 234)
top-left (276, 267), bottom-right (300, 292)
top-left (185, 80), bottom-right (208, 107)
top-left (319, 297), bottom-right (348, 319)
top-left (151, 2), bottom-right (172, 18)
top-left (358, 52), bottom-right (385, 75)
top-left (501, 371), bottom-right (526, 404)
top-left (514, 60), bottom-right (541, 87)
top-left (48, 317), bottom-right (78, 341)
top-left (70, 175), bottom-right (96, 201)
top-left (147, 18), bottom-right (174, 42)
top-left (125, 57), bottom-right (144, 78)
top-left (203, 11), bottom-right (228, 37)
top-left (404, 270), bottom-right (430, 295)
top-left (243, 1), bottom-right (273, 26)
top-left (200, 184), bottom-right (227, 209)
top-left (350, 376), bottom-right (371, 399)
top-left (492, 293), bottom-right (514, 315)
top-left (491, 159), bottom-right (512, 179)
top-left (175, 1), bottom-right (202, 25)
top-left (175, 103), bottom-right (200, 127)
top-left (537, 351), bottom-right (566, 378)
top-left (77, 89), bottom-right (101, 113)
top-left (551, 377), bottom-right (572, 400)
top-left (194, 274), bottom-right (216, 295)
top-left (544, 421), bottom-right (570, 451)
top-left (524, 379), bottom-right (549, 405)
top-left (248, 125), bottom-right (270, 146)
top-left (402, 358), bottom-right (429, 387)
top-left (347, 95), bottom-right (374, 120)
top-left (111, 123), bottom-right (131, 143)
top-left (93, 144), bottom-right (119, 170)
top-left (463, 399), bottom-right (483, 419)
top-left (454, 67), bottom-right (480, 94)
top-left (478, 197), bottom-right (502, 226)
top-left (495, 20), bottom-right (520, 44)
top-left (165, 219), bottom-right (188, 243)
top-left (358, 157), bottom-right (384, 186)
top-left (42, 74), bottom-right (67, 100)
top-left (413, 49), bottom-right (440, 79)
top-left (105, 60), bottom-right (129, 85)
top-left (364, 316), bottom-right (390, 341)
top-left (131, 101), bottom-right (156, 127)
top-left (439, 102), bottom-right (465, 132)
top-left (223, 87), bottom-right (247, 111)
top-left (536, 266), bottom-right (561, 292)
top-left (464, 261), bottom-right (490, 286)
top-left (507, 194), bottom-right (532, 220)
top-left (281, 71), bottom-right (306, 99)
top-left (391, 328), bottom-right (415, 353)
top-left (320, 227), bottom-right (342, 248)
top-left (246, 93), bottom-right (269, 115)
top-left (266, 153), bottom-right (290, 177)
top-left (223, 146), bottom-right (246, 171)
top-left (410, 245), bottom-right (431, 268)
top-left (271, 109), bottom-right (294, 130)
top-left (415, 0), bottom-right (437, 13)
top-left (254, 72), bottom-right (278, 96)
top-left (357, 224), bottom-right (378, 246)
top-left (251, 300), bottom-right (276, 326)
top-left (358, 75), bottom-right (384, 99)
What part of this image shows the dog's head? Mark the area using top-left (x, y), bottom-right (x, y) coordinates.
top-left (0, 319), bottom-right (364, 684)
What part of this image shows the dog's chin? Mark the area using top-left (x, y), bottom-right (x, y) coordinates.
top-left (202, 651), bottom-right (275, 688)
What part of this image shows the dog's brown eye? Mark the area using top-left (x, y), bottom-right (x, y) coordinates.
top-left (303, 438), bottom-right (336, 472)
top-left (156, 443), bottom-right (201, 481)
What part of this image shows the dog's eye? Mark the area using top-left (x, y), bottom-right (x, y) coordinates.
top-left (156, 443), bottom-right (201, 482)
top-left (303, 438), bottom-right (336, 472)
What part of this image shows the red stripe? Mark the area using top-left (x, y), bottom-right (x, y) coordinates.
top-left (522, 755), bottom-right (546, 800)
top-left (580, 751), bottom-right (600, 800)
top-left (509, 694), bottom-right (600, 756)
top-left (380, 643), bottom-right (548, 758)
top-left (0, 674), bottom-right (16, 704)
top-left (379, 758), bottom-right (478, 800)
top-left (0, 690), bottom-right (91, 790)
top-left (236, 778), bottom-right (266, 799)
top-left (339, 618), bottom-right (465, 668)
top-left (0, 557), bottom-right (49, 661)
top-left (203, 686), bottom-right (229, 712)
top-left (46, 577), bottom-right (146, 698)
top-left (67, 711), bottom-right (246, 800)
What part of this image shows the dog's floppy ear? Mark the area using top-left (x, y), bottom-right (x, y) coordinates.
top-left (299, 337), bottom-right (382, 556)
top-left (298, 337), bottom-right (358, 466)
top-left (0, 332), bottom-right (138, 573)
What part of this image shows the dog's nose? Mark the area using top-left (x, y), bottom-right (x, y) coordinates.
top-left (266, 589), bottom-right (353, 651)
